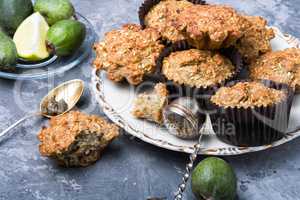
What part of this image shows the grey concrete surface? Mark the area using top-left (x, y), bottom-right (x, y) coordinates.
top-left (1, 0), bottom-right (300, 199)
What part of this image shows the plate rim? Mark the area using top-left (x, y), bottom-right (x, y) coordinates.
top-left (91, 26), bottom-right (300, 156)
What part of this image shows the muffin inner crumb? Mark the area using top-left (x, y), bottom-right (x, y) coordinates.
top-left (132, 83), bottom-right (168, 124)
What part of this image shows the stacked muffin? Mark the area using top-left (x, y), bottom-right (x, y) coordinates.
top-left (93, 0), bottom-right (298, 146)
top-left (249, 48), bottom-right (300, 92)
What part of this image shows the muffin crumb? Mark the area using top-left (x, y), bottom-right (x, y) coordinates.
top-left (132, 83), bottom-right (168, 124)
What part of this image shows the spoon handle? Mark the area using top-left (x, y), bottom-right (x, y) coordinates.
top-left (0, 113), bottom-right (40, 144)
top-left (174, 134), bottom-right (203, 200)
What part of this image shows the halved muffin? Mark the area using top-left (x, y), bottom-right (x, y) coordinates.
top-left (142, 0), bottom-right (194, 43)
top-left (210, 80), bottom-right (293, 147)
top-left (38, 111), bottom-right (119, 167)
top-left (173, 4), bottom-right (249, 49)
top-left (249, 48), bottom-right (300, 92)
top-left (132, 83), bottom-right (169, 124)
top-left (93, 24), bottom-right (164, 85)
top-left (235, 16), bottom-right (275, 63)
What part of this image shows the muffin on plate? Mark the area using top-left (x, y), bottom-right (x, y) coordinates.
top-left (173, 4), bottom-right (249, 49)
top-left (159, 40), bottom-right (241, 110)
top-left (211, 81), bottom-right (285, 108)
top-left (93, 24), bottom-right (164, 85)
top-left (139, 0), bottom-right (199, 43)
top-left (162, 49), bottom-right (235, 88)
top-left (235, 16), bottom-right (275, 63)
top-left (38, 111), bottom-right (119, 167)
top-left (132, 83), bottom-right (169, 124)
top-left (210, 80), bottom-right (293, 147)
top-left (249, 48), bottom-right (300, 92)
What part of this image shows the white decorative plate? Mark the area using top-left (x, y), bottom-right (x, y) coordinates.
top-left (92, 26), bottom-right (300, 155)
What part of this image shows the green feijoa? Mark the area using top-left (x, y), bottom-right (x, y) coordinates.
top-left (192, 157), bottom-right (237, 200)
top-left (34, 0), bottom-right (75, 25)
top-left (0, 31), bottom-right (17, 71)
top-left (0, 26), bottom-right (5, 35)
top-left (0, 0), bottom-right (33, 35)
top-left (47, 19), bottom-right (86, 56)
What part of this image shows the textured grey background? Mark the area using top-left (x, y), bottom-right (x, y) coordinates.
top-left (0, 0), bottom-right (300, 199)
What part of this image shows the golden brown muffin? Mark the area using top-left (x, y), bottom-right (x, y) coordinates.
top-left (235, 16), bottom-right (275, 63)
top-left (249, 48), bottom-right (300, 92)
top-left (132, 83), bottom-right (168, 124)
top-left (162, 49), bottom-right (235, 88)
top-left (93, 24), bottom-right (164, 85)
top-left (211, 82), bottom-right (286, 108)
top-left (144, 0), bottom-right (193, 42)
top-left (38, 111), bottom-right (119, 167)
top-left (174, 4), bottom-right (249, 49)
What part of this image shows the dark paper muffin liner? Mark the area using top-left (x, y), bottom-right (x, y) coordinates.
top-left (138, 0), bottom-right (207, 30)
top-left (156, 40), bottom-right (243, 113)
top-left (210, 79), bottom-right (295, 147)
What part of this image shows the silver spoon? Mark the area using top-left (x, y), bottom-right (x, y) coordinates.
top-left (0, 79), bottom-right (84, 143)
top-left (163, 97), bottom-right (209, 200)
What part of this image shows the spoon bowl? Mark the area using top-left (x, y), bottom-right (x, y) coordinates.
top-left (40, 79), bottom-right (85, 118)
top-left (0, 79), bottom-right (85, 144)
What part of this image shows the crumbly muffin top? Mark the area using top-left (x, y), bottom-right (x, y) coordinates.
top-left (249, 48), bottom-right (300, 89)
top-left (211, 82), bottom-right (286, 108)
top-left (162, 49), bottom-right (235, 88)
top-left (174, 4), bottom-right (249, 49)
top-left (93, 24), bottom-right (164, 85)
top-left (235, 16), bottom-right (275, 63)
top-left (144, 0), bottom-right (193, 42)
top-left (38, 111), bottom-right (119, 156)
top-left (132, 83), bottom-right (168, 124)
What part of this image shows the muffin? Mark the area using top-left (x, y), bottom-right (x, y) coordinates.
top-left (235, 16), bottom-right (275, 63)
top-left (93, 24), bottom-right (164, 85)
top-left (211, 82), bottom-right (285, 108)
top-left (38, 111), bottom-right (119, 167)
top-left (210, 80), bottom-right (293, 147)
top-left (132, 83), bottom-right (169, 124)
top-left (140, 0), bottom-right (194, 43)
top-left (174, 4), bottom-right (249, 49)
top-left (162, 49), bottom-right (235, 88)
top-left (158, 40), bottom-right (241, 110)
top-left (249, 48), bottom-right (300, 92)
